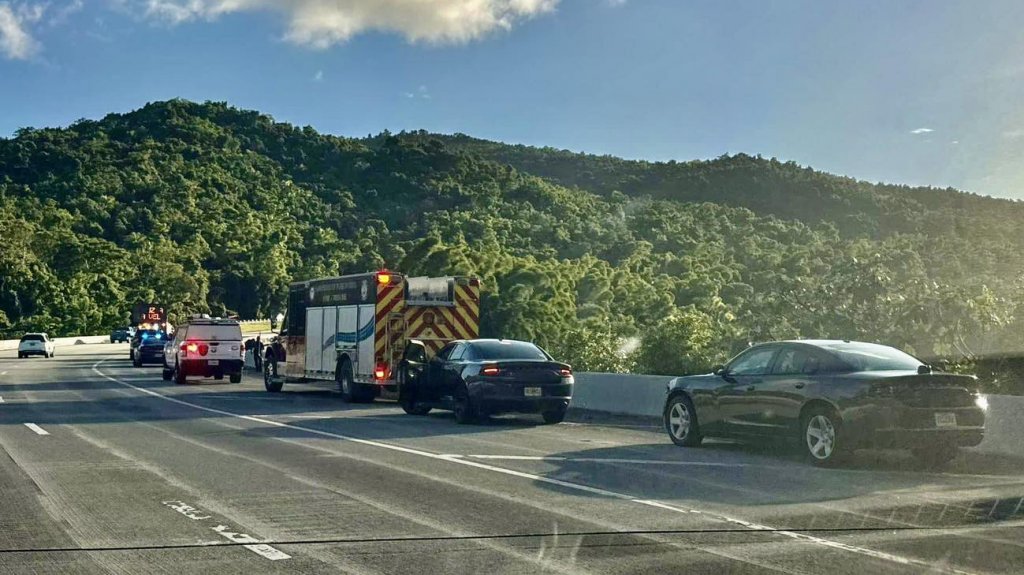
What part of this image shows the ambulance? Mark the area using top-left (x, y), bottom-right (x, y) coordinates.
top-left (262, 271), bottom-right (481, 402)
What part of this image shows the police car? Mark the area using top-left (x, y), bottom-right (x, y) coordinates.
top-left (163, 316), bottom-right (244, 384)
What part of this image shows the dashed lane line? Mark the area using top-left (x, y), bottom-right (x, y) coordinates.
top-left (92, 358), bottom-right (977, 575)
top-left (25, 423), bottom-right (49, 436)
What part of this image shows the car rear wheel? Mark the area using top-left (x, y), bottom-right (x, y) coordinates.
top-left (229, 373), bottom-right (241, 384)
top-left (453, 385), bottom-right (479, 425)
top-left (802, 408), bottom-right (847, 466)
top-left (161, 368), bottom-right (172, 381)
top-left (264, 357), bottom-right (283, 392)
top-left (174, 363), bottom-right (186, 385)
top-left (664, 395), bottom-right (703, 447)
top-left (911, 445), bottom-right (959, 467)
top-left (132, 353), bottom-right (141, 367)
top-left (541, 409), bottom-right (567, 425)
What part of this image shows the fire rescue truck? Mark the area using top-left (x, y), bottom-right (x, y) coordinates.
top-left (262, 270), bottom-right (481, 402)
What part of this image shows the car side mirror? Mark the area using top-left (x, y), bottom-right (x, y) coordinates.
top-left (712, 365), bottom-right (727, 376)
top-left (918, 364), bottom-right (933, 374)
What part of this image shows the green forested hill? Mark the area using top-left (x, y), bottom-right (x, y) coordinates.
top-left (2, 100), bottom-right (1022, 381)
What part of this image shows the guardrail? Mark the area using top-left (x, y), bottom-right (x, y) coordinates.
top-left (570, 372), bottom-right (1023, 457)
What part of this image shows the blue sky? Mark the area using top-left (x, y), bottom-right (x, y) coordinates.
top-left (2, 0), bottom-right (1024, 198)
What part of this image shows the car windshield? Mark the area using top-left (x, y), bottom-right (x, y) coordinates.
top-left (20, 334), bottom-right (44, 342)
top-left (469, 341), bottom-right (550, 361)
top-left (817, 342), bottom-right (923, 372)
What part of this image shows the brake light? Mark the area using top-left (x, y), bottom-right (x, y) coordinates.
top-left (481, 365), bottom-right (500, 376)
top-left (186, 343), bottom-right (199, 356)
top-left (559, 368), bottom-right (572, 377)
top-left (198, 343), bottom-right (209, 356)
top-left (374, 363), bottom-right (388, 380)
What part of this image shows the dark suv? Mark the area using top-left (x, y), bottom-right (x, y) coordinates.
top-left (110, 328), bottom-right (130, 343)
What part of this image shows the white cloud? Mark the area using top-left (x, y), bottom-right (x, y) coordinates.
top-left (0, 2), bottom-right (45, 59)
top-left (1003, 129), bottom-right (1024, 140)
top-left (50, 0), bottom-right (84, 26)
top-left (135, 0), bottom-right (558, 47)
top-left (313, 69), bottom-right (323, 81)
top-left (910, 128), bottom-right (934, 135)
top-left (404, 85), bottom-right (431, 99)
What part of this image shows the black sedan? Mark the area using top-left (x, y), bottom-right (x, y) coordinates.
top-left (397, 339), bottom-right (574, 424)
top-left (663, 340), bottom-right (986, 466)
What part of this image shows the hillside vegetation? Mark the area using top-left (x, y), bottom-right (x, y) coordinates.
top-left (2, 100), bottom-right (1023, 386)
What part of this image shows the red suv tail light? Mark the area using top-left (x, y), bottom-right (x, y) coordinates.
top-left (559, 368), bottom-right (572, 377)
top-left (198, 343), bottom-right (209, 356)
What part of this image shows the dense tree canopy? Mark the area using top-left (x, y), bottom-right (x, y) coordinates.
top-left (2, 100), bottom-right (1023, 387)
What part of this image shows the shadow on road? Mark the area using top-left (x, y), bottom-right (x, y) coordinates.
top-left (527, 439), bottom-right (1024, 510)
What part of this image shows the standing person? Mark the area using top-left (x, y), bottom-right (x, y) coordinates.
top-left (254, 335), bottom-right (263, 371)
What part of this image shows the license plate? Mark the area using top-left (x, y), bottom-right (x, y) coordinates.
top-left (208, 360), bottom-right (219, 366)
top-left (524, 387), bottom-right (542, 397)
top-left (934, 412), bottom-right (957, 428)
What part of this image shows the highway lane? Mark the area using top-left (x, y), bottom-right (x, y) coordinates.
top-left (0, 345), bottom-right (1022, 574)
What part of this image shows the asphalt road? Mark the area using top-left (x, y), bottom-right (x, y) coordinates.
top-left (1, 345), bottom-right (1022, 574)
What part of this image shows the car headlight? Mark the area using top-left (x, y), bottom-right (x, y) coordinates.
top-left (974, 393), bottom-right (989, 411)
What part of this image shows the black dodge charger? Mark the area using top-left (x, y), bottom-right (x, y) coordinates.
top-left (663, 340), bottom-right (987, 466)
top-left (397, 339), bottom-right (574, 424)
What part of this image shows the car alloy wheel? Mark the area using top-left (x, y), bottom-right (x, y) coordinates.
top-left (805, 414), bottom-right (837, 461)
top-left (664, 396), bottom-right (702, 447)
top-left (668, 402), bottom-right (691, 441)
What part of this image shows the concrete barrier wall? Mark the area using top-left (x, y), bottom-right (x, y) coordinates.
top-left (0, 335), bottom-right (110, 351)
top-left (571, 372), bottom-right (671, 418)
top-left (571, 372), bottom-right (1023, 457)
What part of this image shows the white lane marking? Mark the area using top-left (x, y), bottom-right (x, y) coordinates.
top-left (25, 423), bottom-right (49, 435)
top-left (1, 370), bottom-right (7, 376)
top-left (0, 397), bottom-right (5, 403)
top-left (162, 500), bottom-right (212, 521)
top-left (213, 525), bottom-right (292, 561)
top-left (160, 501), bottom-right (290, 560)
top-left (92, 359), bottom-right (974, 575)
top-left (452, 455), bottom-right (753, 467)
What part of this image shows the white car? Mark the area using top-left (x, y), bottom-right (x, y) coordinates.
top-left (163, 317), bottom-right (244, 384)
top-left (18, 333), bottom-right (55, 358)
